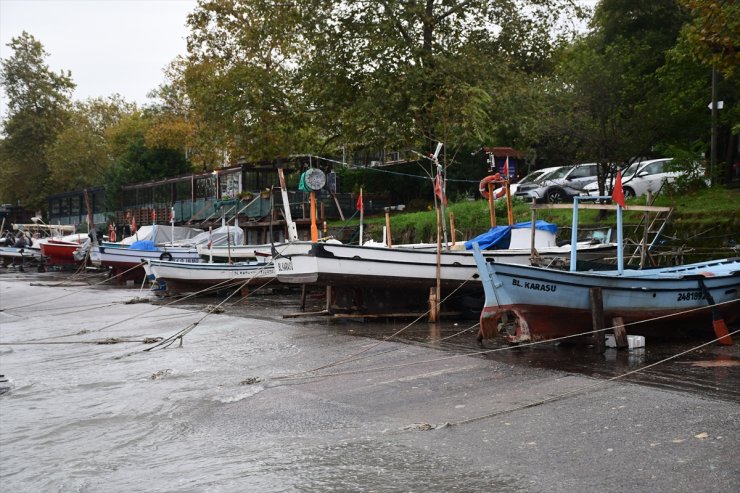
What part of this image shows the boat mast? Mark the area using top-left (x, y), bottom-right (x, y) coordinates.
top-left (277, 168), bottom-right (298, 242)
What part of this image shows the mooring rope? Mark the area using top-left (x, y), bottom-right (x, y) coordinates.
top-left (449, 327), bottom-right (740, 427)
top-left (0, 261), bottom-right (147, 311)
top-left (271, 274), bottom-right (478, 379)
top-left (267, 298), bottom-right (739, 384)
top-left (143, 260), bottom-right (279, 351)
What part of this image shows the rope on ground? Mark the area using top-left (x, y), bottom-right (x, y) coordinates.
top-left (0, 337), bottom-right (163, 346)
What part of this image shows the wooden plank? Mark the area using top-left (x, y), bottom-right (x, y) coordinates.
top-left (282, 310), bottom-right (332, 319)
top-left (332, 311), bottom-right (464, 319)
top-left (530, 203), bottom-right (672, 212)
top-left (612, 316), bottom-right (628, 349)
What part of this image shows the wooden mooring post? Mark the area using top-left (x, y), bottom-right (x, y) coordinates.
top-left (590, 287), bottom-right (606, 354)
top-left (428, 287), bottom-right (439, 323)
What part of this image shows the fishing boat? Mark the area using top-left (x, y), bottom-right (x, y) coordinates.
top-left (473, 245), bottom-right (739, 342)
top-left (0, 245), bottom-right (43, 268)
top-left (38, 234), bottom-right (88, 266)
top-left (0, 232), bottom-right (43, 268)
top-left (89, 225), bottom-right (208, 278)
top-left (146, 258), bottom-right (277, 294)
top-left (472, 198), bottom-right (740, 343)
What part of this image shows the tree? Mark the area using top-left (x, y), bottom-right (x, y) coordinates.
top-left (46, 96), bottom-right (134, 193)
top-left (147, 58), bottom-right (226, 170)
top-left (533, 0), bottom-right (691, 195)
top-left (0, 32), bottom-right (74, 211)
top-left (678, 0), bottom-right (740, 79)
top-left (181, 0), bottom-right (585, 164)
top-left (103, 111), bottom-right (191, 210)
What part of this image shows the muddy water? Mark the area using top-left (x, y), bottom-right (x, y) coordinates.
top-left (2, 271), bottom-right (739, 492)
top-left (182, 287), bottom-right (740, 404)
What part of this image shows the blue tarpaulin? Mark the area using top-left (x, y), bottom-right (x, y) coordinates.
top-left (129, 240), bottom-right (159, 251)
top-left (464, 220), bottom-right (557, 250)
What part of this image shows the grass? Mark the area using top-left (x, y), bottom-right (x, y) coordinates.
top-left (329, 186), bottom-right (740, 246)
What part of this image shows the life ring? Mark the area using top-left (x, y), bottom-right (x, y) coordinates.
top-left (159, 252), bottom-right (173, 261)
top-left (108, 224), bottom-right (116, 242)
top-left (479, 173), bottom-right (506, 200)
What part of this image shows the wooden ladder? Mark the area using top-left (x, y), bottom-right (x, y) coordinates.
top-left (626, 207), bottom-right (673, 267)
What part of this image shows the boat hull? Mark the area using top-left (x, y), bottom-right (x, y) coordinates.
top-left (275, 242), bottom-right (618, 293)
top-left (39, 240), bottom-right (81, 266)
top-left (147, 259), bottom-right (276, 293)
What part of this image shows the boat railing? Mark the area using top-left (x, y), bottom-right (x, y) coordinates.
top-left (529, 198), bottom-right (672, 274)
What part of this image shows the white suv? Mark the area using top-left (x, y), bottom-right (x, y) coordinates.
top-left (583, 158), bottom-right (680, 199)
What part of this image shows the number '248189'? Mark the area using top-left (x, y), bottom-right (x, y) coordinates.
top-left (677, 291), bottom-right (705, 302)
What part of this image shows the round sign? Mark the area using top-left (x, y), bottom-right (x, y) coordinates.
top-left (304, 168), bottom-right (326, 191)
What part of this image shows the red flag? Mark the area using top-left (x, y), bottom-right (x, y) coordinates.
top-left (131, 216), bottom-right (137, 234)
top-left (502, 156), bottom-right (510, 178)
top-left (151, 209), bottom-right (157, 224)
top-left (434, 174), bottom-right (448, 205)
top-left (356, 189), bottom-right (363, 212)
top-left (612, 170), bottom-right (626, 208)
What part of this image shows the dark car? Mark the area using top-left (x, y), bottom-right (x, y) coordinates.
top-left (514, 163), bottom-right (599, 203)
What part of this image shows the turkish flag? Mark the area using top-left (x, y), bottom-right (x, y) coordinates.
top-left (612, 170), bottom-right (626, 208)
top-left (434, 174), bottom-right (447, 205)
top-left (356, 189), bottom-right (363, 212)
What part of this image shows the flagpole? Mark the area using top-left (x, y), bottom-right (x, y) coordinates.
top-left (358, 188), bottom-right (363, 246)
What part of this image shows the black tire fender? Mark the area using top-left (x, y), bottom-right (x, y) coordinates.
top-left (159, 252), bottom-right (173, 261)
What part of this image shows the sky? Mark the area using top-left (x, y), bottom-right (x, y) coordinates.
top-left (0, 0), bottom-right (198, 118)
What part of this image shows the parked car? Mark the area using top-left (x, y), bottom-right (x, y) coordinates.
top-left (582, 158), bottom-right (683, 199)
top-left (509, 166), bottom-right (560, 195)
top-left (514, 163), bottom-right (599, 203)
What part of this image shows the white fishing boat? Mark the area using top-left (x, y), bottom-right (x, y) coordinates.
top-left (274, 222), bottom-right (617, 293)
top-left (146, 258), bottom-right (276, 293)
top-left (0, 245), bottom-right (43, 267)
top-left (88, 225), bottom-right (208, 278)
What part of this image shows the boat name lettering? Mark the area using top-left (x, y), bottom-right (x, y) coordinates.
top-left (277, 260), bottom-right (293, 271)
top-left (512, 278), bottom-right (556, 292)
top-left (677, 291), bottom-right (704, 302)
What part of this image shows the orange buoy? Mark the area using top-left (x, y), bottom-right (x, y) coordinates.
top-left (479, 173), bottom-right (505, 200)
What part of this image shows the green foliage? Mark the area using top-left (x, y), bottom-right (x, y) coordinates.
top-left (103, 112), bottom-right (190, 210)
top-left (179, 0), bottom-right (585, 161)
top-left (46, 96), bottom-right (134, 193)
top-left (0, 32), bottom-right (74, 211)
top-left (678, 0), bottom-right (740, 79)
top-left (349, 186), bottom-right (739, 246)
